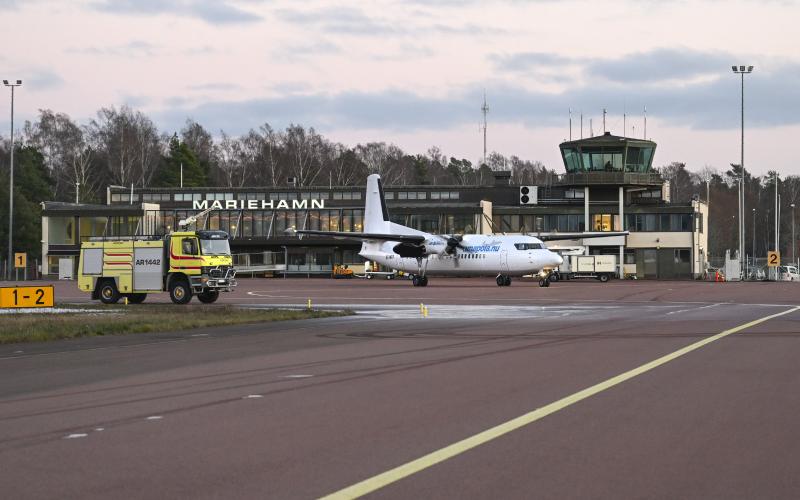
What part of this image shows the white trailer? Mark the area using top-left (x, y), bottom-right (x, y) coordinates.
top-left (562, 255), bottom-right (616, 282)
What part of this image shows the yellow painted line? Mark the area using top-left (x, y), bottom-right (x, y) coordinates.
top-left (320, 306), bottom-right (800, 499)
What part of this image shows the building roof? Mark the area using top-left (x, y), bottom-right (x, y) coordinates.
top-left (559, 131), bottom-right (656, 149)
top-left (42, 202), bottom-right (150, 217)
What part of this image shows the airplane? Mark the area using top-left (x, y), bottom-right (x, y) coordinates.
top-left (291, 174), bottom-right (628, 287)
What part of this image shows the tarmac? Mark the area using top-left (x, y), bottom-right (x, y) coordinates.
top-left (1, 277), bottom-right (800, 499)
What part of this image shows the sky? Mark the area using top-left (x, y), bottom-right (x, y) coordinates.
top-left (1, 0), bottom-right (799, 176)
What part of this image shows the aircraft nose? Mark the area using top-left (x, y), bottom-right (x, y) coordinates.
top-left (553, 254), bottom-right (563, 266)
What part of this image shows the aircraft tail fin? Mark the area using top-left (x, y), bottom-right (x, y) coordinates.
top-left (364, 174), bottom-right (390, 233)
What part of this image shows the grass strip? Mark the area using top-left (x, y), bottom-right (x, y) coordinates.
top-left (0, 304), bottom-right (351, 344)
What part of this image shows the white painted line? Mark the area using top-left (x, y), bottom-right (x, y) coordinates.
top-left (283, 374), bottom-right (314, 379)
top-left (666, 303), bottom-right (722, 316)
top-left (13, 350), bottom-right (23, 354)
top-left (94, 428), bottom-right (105, 432)
top-left (244, 394), bottom-right (263, 399)
top-left (320, 306), bottom-right (800, 499)
top-left (145, 415), bottom-right (163, 421)
top-left (64, 433), bottom-right (88, 439)
top-left (190, 334), bottom-right (210, 337)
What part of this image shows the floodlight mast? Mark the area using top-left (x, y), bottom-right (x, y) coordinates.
top-left (3, 79), bottom-right (22, 280)
top-left (732, 64), bottom-right (753, 279)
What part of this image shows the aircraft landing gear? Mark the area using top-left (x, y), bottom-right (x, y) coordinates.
top-left (538, 278), bottom-right (550, 287)
top-left (496, 274), bottom-right (511, 286)
top-left (412, 257), bottom-right (429, 287)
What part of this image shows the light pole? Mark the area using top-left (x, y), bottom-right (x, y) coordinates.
top-left (3, 79), bottom-right (22, 281)
top-left (732, 65), bottom-right (753, 279)
top-left (789, 203), bottom-right (795, 264)
top-left (752, 208), bottom-right (756, 278)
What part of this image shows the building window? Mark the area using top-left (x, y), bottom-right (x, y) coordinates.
top-left (565, 189), bottom-right (584, 199)
top-left (384, 192), bottom-right (395, 200)
top-left (674, 249), bottom-right (691, 264)
top-left (593, 214), bottom-right (613, 231)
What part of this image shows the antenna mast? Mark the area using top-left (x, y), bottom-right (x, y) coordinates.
top-left (644, 106), bottom-right (647, 139)
top-left (569, 108), bottom-right (572, 141)
top-left (602, 108), bottom-right (607, 133)
top-left (481, 91), bottom-right (489, 165)
top-left (580, 112), bottom-right (583, 139)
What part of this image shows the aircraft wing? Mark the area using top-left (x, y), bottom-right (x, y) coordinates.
top-left (536, 231), bottom-right (629, 241)
top-left (291, 229), bottom-right (426, 244)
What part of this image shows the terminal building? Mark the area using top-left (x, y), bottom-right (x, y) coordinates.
top-left (41, 132), bottom-right (708, 279)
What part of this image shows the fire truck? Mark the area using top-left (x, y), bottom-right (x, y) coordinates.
top-left (78, 208), bottom-right (237, 304)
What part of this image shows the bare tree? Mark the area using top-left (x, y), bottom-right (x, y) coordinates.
top-left (283, 124), bottom-right (324, 186)
top-left (88, 106), bottom-right (162, 187)
top-left (355, 142), bottom-right (406, 185)
top-left (214, 132), bottom-right (245, 187)
top-left (24, 110), bottom-right (97, 202)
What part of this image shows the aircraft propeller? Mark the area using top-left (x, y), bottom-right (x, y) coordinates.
top-left (444, 234), bottom-right (465, 256)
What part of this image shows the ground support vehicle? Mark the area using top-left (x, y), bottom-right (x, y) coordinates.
top-left (332, 265), bottom-right (354, 278)
top-left (78, 230), bottom-right (237, 305)
top-left (561, 255), bottom-right (617, 282)
top-left (360, 260), bottom-right (397, 280)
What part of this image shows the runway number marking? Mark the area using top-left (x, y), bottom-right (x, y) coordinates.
top-left (320, 306), bottom-right (800, 499)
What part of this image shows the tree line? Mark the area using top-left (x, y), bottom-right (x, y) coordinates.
top-left (0, 105), bottom-right (798, 264)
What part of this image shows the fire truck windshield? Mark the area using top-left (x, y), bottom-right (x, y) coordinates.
top-left (200, 239), bottom-right (231, 256)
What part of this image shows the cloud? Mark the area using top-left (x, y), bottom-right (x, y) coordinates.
top-left (187, 82), bottom-right (242, 91)
top-left (66, 40), bottom-right (158, 57)
top-left (492, 47), bottom-right (747, 84)
top-left (278, 40), bottom-right (341, 59)
top-left (154, 59), bottom-right (800, 135)
top-left (22, 69), bottom-right (64, 91)
top-left (585, 48), bottom-right (733, 83)
top-left (91, 0), bottom-right (263, 25)
top-left (275, 6), bottom-right (507, 37)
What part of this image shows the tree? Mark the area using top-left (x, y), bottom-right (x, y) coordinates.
top-left (88, 106), bottom-right (162, 187)
top-left (214, 132), bottom-right (246, 187)
top-left (0, 145), bottom-right (53, 259)
top-left (181, 119), bottom-right (215, 182)
top-left (24, 109), bottom-right (96, 202)
top-left (152, 134), bottom-right (206, 187)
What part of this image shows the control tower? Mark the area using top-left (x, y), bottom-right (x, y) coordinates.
top-left (556, 132), bottom-right (664, 277)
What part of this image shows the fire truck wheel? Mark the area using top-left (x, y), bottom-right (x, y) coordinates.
top-left (127, 293), bottom-right (147, 304)
top-left (169, 279), bottom-right (193, 304)
top-left (198, 290), bottom-right (220, 304)
top-left (98, 280), bottom-right (121, 304)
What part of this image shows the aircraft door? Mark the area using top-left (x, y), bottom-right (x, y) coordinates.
top-left (500, 250), bottom-right (509, 271)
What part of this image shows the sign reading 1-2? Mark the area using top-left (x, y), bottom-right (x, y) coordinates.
top-left (14, 252), bottom-right (26, 269)
top-left (768, 251), bottom-right (780, 267)
top-left (0, 286), bottom-right (54, 308)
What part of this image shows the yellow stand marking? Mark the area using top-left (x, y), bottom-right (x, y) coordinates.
top-left (320, 306), bottom-right (800, 499)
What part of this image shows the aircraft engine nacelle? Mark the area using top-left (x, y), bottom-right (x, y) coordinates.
top-left (392, 243), bottom-right (437, 258)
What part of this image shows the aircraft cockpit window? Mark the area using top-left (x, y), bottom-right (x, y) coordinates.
top-left (514, 243), bottom-right (544, 250)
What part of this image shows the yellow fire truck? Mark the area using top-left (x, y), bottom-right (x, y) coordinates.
top-left (78, 230), bottom-right (237, 304)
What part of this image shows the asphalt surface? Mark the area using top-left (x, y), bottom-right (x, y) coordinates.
top-left (2, 278), bottom-right (800, 499)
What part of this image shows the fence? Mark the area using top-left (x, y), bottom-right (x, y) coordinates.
top-left (231, 251), bottom-right (287, 277)
top-left (0, 257), bottom-right (42, 282)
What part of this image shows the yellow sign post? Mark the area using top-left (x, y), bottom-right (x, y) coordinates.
top-left (0, 286), bottom-right (54, 309)
top-left (768, 251), bottom-right (780, 267)
top-left (14, 253), bottom-right (26, 269)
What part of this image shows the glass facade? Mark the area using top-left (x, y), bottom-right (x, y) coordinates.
top-left (48, 217), bottom-right (76, 244)
top-left (560, 144), bottom-right (655, 173)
